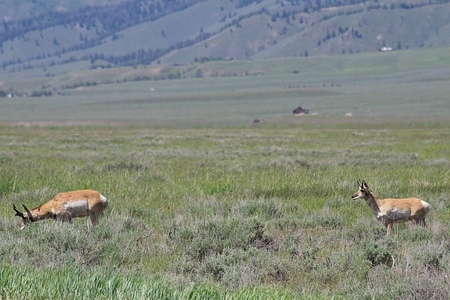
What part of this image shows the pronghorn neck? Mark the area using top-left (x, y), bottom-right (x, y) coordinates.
top-left (364, 191), bottom-right (382, 216)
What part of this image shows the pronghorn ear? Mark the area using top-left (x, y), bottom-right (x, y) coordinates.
top-left (21, 204), bottom-right (34, 221)
top-left (357, 179), bottom-right (362, 187)
top-left (13, 204), bottom-right (25, 219)
top-left (362, 181), bottom-right (369, 190)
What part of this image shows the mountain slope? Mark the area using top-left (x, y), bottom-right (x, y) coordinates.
top-left (2, 0), bottom-right (450, 73)
top-left (161, 1), bottom-right (450, 63)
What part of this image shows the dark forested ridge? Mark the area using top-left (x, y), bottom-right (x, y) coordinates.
top-left (2, 0), bottom-right (450, 72)
top-left (1, 0), bottom-right (202, 41)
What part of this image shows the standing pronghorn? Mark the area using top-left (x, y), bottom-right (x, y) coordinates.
top-left (352, 180), bottom-right (430, 235)
top-left (13, 190), bottom-right (108, 230)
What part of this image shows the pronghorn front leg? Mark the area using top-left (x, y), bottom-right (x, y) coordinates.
top-left (386, 223), bottom-right (393, 235)
top-left (379, 215), bottom-right (393, 235)
top-left (57, 213), bottom-right (72, 223)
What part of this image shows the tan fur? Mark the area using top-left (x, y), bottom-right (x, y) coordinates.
top-left (14, 190), bottom-right (108, 229)
top-left (352, 181), bottom-right (430, 235)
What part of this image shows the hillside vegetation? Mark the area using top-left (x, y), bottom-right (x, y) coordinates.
top-left (2, 0), bottom-right (450, 74)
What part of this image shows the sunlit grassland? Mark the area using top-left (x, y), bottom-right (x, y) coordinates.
top-left (0, 124), bottom-right (449, 299)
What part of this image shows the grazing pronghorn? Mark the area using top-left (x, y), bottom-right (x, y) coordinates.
top-left (352, 180), bottom-right (430, 235)
top-left (13, 190), bottom-right (108, 230)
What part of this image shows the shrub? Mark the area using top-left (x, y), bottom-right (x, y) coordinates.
top-left (197, 247), bottom-right (295, 289)
top-left (173, 216), bottom-right (272, 262)
top-left (363, 242), bottom-right (394, 268)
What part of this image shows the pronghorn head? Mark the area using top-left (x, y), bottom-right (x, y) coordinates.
top-left (352, 180), bottom-right (370, 200)
top-left (12, 204), bottom-right (35, 230)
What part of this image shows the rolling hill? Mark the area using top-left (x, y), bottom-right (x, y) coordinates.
top-left (1, 0), bottom-right (450, 76)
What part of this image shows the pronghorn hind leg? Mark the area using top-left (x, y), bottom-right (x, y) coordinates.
top-left (422, 218), bottom-right (427, 227)
top-left (413, 217), bottom-right (427, 227)
top-left (89, 211), bottom-right (99, 226)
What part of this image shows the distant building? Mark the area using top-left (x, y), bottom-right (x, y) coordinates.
top-left (380, 47), bottom-right (393, 52)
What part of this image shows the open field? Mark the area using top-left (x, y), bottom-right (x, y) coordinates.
top-left (0, 124), bottom-right (449, 299)
top-left (1, 47), bottom-right (450, 126)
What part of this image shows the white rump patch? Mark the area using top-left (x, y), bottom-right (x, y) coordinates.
top-left (64, 200), bottom-right (89, 217)
top-left (421, 200), bottom-right (430, 212)
top-left (100, 194), bottom-right (108, 204)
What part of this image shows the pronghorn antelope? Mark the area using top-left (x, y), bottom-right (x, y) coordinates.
top-left (13, 190), bottom-right (108, 230)
top-left (352, 180), bottom-right (430, 235)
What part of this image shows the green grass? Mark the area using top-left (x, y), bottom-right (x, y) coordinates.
top-left (0, 266), bottom-right (308, 299)
top-left (0, 124), bottom-right (449, 299)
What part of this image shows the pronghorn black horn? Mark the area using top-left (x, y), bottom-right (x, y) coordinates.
top-left (21, 204), bottom-right (34, 221)
top-left (13, 204), bottom-right (25, 219)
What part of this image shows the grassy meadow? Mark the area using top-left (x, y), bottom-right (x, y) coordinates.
top-left (1, 48), bottom-right (450, 299)
top-left (0, 124), bottom-right (449, 299)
